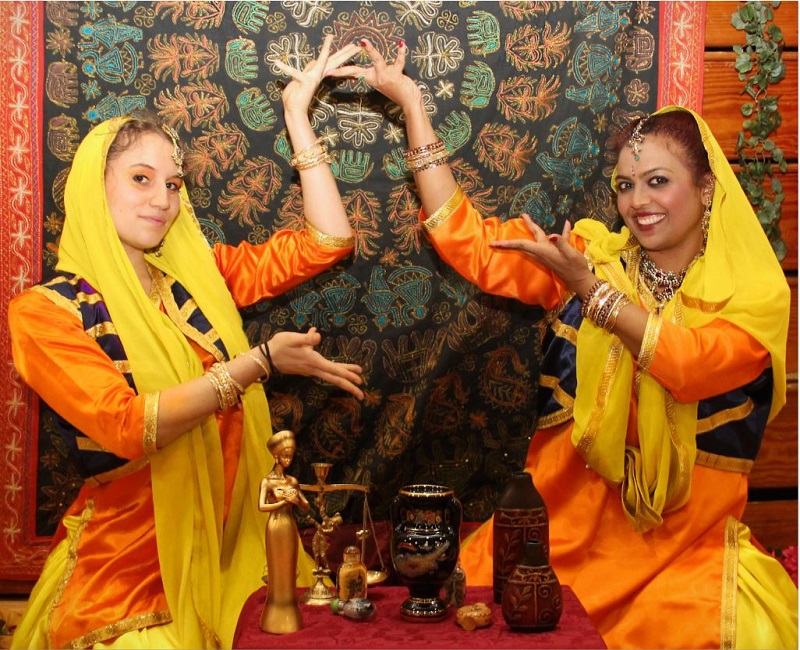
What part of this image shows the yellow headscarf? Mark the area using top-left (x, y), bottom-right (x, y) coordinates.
top-left (571, 106), bottom-right (789, 532)
top-left (58, 117), bottom-right (276, 647)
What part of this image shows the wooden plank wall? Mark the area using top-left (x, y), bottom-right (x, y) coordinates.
top-left (704, 2), bottom-right (798, 550)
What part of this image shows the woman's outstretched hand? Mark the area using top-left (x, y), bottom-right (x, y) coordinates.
top-left (275, 35), bottom-right (361, 116)
top-left (327, 38), bottom-right (421, 111)
top-left (267, 327), bottom-right (364, 400)
top-left (490, 217), bottom-right (595, 296)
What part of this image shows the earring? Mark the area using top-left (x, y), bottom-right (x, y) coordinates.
top-left (153, 240), bottom-right (165, 257)
top-left (701, 203), bottom-right (711, 246)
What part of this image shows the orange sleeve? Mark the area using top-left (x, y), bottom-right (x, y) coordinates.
top-left (648, 318), bottom-right (770, 402)
top-left (8, 290), bottom-right (148, 460)
top-left (421, 189), bottom-right (576, 310)
top-left (213, 229), bottom-right (353, 308)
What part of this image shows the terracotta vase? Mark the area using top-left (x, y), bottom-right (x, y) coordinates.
top-left (501, 540), bottom-right (563, 632)
top-left (389, 484), bottom-right (462, 619)
top-left (493, 470), bottom-right (548, 603)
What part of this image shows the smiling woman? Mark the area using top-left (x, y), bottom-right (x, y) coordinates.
top-left (103, 122), bottom-right (185, 292)
top-left (333, 36), bottom-right (795, 646)
top-left (6, 38), bottom-right (366, 649)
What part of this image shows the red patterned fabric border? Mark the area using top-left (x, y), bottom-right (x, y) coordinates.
top-left (0, 0), bottom-right (47, 581)
top-left (0, 1), bottom-right (706, 582)
top-left (658, 0), bottom-right (707, 110)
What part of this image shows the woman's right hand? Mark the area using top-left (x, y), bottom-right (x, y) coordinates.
top-left (328, 39), bottom-right (422, 111)
top-left (275, 35), bottom-right (361, 118)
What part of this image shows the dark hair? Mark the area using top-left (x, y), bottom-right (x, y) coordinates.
top-left (106, 109), bottom-right (183, 164)
top-left (609, 110), bottom-right (712, 184)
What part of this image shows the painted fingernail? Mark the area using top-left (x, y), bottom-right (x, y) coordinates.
top-left (360, 39), bottom-right (368, 47)
top-left (548, 234), bottom-right (559, 242)
top-left (398, 40), bottom-right (405, 48)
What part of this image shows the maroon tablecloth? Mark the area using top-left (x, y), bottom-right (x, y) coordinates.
top-left (233, 585), bottom-right (606, 649)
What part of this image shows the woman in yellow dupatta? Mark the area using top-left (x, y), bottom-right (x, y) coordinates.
top-left (333, 42), bottom-right (797, 648)
top-left (10, 37), bottom-right (363, 649)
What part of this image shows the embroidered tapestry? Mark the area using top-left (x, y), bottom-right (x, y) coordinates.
top-left (0, 0), bottom-right (706, 581)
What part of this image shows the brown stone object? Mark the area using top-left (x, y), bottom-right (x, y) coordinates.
top-left (455, 602), bottom-right (493, 631)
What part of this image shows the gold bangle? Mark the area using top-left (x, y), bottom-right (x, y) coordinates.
top-left (406, 149), bottom-right (450, 172)
top-left (238, 352), bottom-right (271, 383)
top-left (204, 370), bottom-right (226, 411)
top-left (294, 151), bottom-right (332, 171)
top-left (405, 140), bottom-right (445, 158)
top-left (580, 280), bottom-right (606, 318)
top-left (291, 138), bottom-right (331, 169)
top-left (602, 294), bottom-right (630, 333)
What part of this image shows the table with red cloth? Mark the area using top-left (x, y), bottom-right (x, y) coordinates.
top-left (233, 585), bottom-right (607, 649)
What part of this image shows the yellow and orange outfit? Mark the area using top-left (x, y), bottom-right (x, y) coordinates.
top-left (423, 108), bottom-right (796, 649)
top-left (9, 118), bottom-right (352, 649)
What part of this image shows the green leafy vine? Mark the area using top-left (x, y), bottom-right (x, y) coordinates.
top-left (732, 0), bottom-right (788, 260)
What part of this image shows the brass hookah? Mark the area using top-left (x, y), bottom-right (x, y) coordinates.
top-left (298, 462), bottom-right (388, 605)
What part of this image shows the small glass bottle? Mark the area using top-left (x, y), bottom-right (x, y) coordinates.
top-left (331, 597), bottom-right (376, 621)
top-left (337, 545), bottom-right (368, 602)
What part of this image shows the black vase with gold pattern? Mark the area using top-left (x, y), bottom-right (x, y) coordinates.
top-left (492, 470), bottom-right (548, 604)
top-left (390, 484), bottom-right (462, 620)
top-left (501, 540), bottom-right (563, 632)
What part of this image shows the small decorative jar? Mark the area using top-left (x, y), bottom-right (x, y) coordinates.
top-left (493, 471), bottom-right (548, 604)
top-left (337, 545), bottom-right (368, 602)
top-left (501, 540), bottom-right (562, 632)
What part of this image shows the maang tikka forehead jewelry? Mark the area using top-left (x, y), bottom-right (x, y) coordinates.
top-left (628, 115), bottom-right (651, 162)
top-left (160, 123), bottom-right (184, 177)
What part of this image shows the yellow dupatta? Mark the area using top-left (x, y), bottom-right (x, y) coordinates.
top-left (570, 106), bottom-right (789, 533)
top-left (57, 117), bottom-right (275, 647)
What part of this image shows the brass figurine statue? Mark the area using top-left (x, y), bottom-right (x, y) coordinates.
top-left (258, 430), bottom-right (310, 634)
top-left (299, 463), bottom-right (340, 604)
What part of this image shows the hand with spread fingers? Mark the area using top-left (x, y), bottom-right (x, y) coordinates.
top-left (275, 35), bottom-right (361, 117)
top-left (267, 328), bottom-right (364, 401)
top-left (328, 38), bottom-right (421, 112)
top-left (490, 217), bottom-right (595, 295)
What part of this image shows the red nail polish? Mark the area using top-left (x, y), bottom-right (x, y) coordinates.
top-left (360, 39), bottom-right (367, 47)
top-left (399, 40), bottom-right (405, 48)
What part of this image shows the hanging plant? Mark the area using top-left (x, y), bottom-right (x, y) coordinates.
top-left (731, 0), bottom-right (788, 260)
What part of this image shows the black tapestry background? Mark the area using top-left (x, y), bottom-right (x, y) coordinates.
top-left (37, 0), bottom-right (659, 533)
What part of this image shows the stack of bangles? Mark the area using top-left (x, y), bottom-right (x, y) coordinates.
top-left (290, 137), bottom-right (332, 171)
top-left (580, 280), bottom-right (631, 333)
top-left (404, 139), bottom-right (449, 172)
top-left (205, 362), bottom-right (246, 411)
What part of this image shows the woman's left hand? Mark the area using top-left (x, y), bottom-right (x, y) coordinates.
top-left (490, 217), bottom-right (595, 296)
top-left (275, 35), bottom-right (360, 116)
top-left (267, 327), bottom-right (364, 400)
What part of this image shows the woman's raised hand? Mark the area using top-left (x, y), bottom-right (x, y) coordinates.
top-left (266, 328), bottom-right (364, 400)
top-left (275, 35), bottom-right (360, 116)
top-left (490, 217), bottom-right (596, 295)
top-left (328, 38), bottom-right (421, 111)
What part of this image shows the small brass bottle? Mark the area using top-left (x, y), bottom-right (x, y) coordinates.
top-left (337, 545), bottom-right (368, 602)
